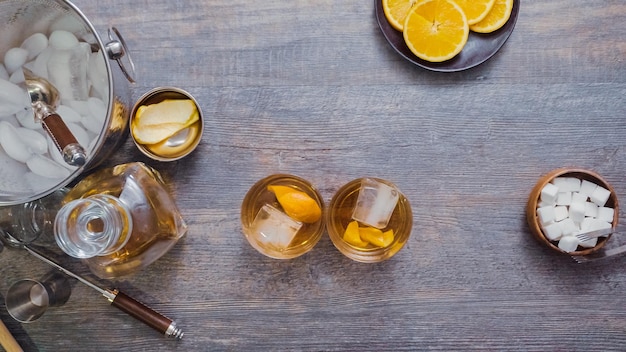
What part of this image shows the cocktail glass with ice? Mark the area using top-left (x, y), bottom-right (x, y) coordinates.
top-left (327, 177), bottom-right (412, 263)
top-left (241, 174), bottom-right (325, 259)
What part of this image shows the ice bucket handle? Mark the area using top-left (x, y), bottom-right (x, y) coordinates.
top-left (104, 27), bottom-right (136, 83)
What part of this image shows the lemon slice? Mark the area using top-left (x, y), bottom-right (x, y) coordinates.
top-left (343, 221), bottom-right (369, 247)
top-left (268, 185), bottom-right (322, 223)
top-left (360, 227), bottom-right (395, 248)
top-left (132, 99), bottom-right (199, 144)
top-left (135, 99), bottom-right (197, 126)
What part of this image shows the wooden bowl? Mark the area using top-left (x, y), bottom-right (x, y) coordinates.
top-left (526, 168), bottom-right (618, 255)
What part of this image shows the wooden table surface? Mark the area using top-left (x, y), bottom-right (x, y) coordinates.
top-left (1, 0), bottom-right (625, 351)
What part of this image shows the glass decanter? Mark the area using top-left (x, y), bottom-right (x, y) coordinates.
top-left (54, 162), bottom-right (187, 279)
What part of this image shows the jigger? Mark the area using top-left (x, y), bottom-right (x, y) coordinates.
top-left (23, 68), bottom-right (87, 166)
top-left (5, 271), bottom-right (71, 323)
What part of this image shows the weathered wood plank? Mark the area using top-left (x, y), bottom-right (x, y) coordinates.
top-left (0, 0), bottom-right (625, 350)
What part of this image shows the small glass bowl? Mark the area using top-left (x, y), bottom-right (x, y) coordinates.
top-left (130, 87), bottom-right (203, 161)
top-left (326, 178), bottom-right (413, 263)
top-left (240, 174), bottom-right (325, 259)
top-left (526, 167), bottom-right (618, 255)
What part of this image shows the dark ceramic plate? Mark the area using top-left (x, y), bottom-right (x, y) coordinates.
top-left (375, 0), bottom-right (520, 72)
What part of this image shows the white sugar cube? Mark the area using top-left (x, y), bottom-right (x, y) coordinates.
top-left (553, 177), bottom-right (581, 192)
top-left (558, 218), bottom-right (578, 237)
top-left (352, 178), bottom-right (399, 229)
top-left (556, 192), bottom-right (572, 206)
top-left (584, 202), bottom-right (598, 218)
top-left (540, 183), bottom-right (559, 204)
top-left (572, 192), bottom-right (588, 204)
top-left (542, 222), bottom-right (562, 241)
top-left (537, 206), bottom-right (556, 225)
top-left (554, 206), bottom-right (569, 222)
top-left (558, 235), bottom-right (580, 252)
top-left (569, 202), bottom-right (586, 224)
top-left (579, 236), bottom-right (598, 249)
top-left (251, 204), bottom-right (302, 249)
top-left (590, 186), bottom-right (611, 207)
top-left (597, 207), bottom-right (614, 223)
top-left (580, 218), bottom-right (611, 233)
top-left (580, 217), bottom-right (595, 232)
top-left (538, 200), bottom-right (555, 208)
top-left (579, 180), bottom-right (598, 197)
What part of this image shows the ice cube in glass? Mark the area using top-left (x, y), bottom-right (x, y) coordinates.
top-left (352, 178), bottom-right (399, 229)
top-left (251, 204), bottom-right (302, 249)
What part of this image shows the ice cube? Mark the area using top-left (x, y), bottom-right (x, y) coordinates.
top-left (47, 42), bottom-right (91, 102)
top-left (0, 78), bottom-right (29, 116)
top-left (56, 105), bottom-right (83, 123)
top-left (20, 33), bottom-right (48, 61)
top-left (49, 15), bottom-right (85, 36)
top-left (15, 127), bottom-right (47, 154)
top-left (26, 154), bottom-right (71, 179)
top-left (15, 108), bottom-right (41, 130)
top-left (67, 100), bottom-right (91, 116)
top-left (47, 137), bottom-right (78, 171)
top-left (0, 148), bottom-right (30, 193)
top-left (3, 47), bottom-right (28, 74)
top-left (0, 121), bottom-right (34, 162)
top-left (352, 178), bottom-right (400, 229)
top-left (81, 113), bottom-right (104, 134)
top-left (87, 51), bottom-right (108, 100)
top-left (250, 204), bottom-right (302, 249)
top-left (48, 30), bottom-right (79, 50)
top-left (66, 122), bottom-right (90, 148)
top-left (0, 64), bottom-right (8, 80)
top-left (32, 47), bottom-right (53, 79)
top-left (87, 97), bottom-right (107, 121)
top-left (9, 69), bottom-right (24, 84)
top-left (24, 172), bottom-right (62, 192)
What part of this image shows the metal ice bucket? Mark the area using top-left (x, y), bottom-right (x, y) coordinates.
top-left (0, 0), bottom-right (135, 205)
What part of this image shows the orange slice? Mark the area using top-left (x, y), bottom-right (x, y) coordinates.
top-left (382, 0), bottom-right (418, 32)
top-left (454, 0), bottom-right (496, 25)
top-left (403, 0), bottom-right (469, 63)
top-left (469, 0), bottom-right (514, 33)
